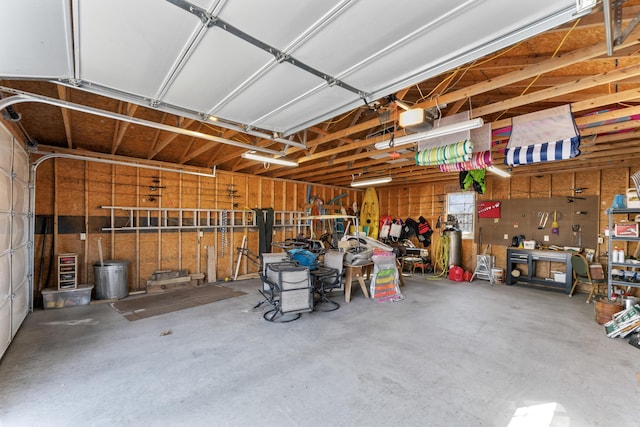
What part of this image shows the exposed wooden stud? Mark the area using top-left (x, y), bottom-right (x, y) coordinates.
top-left (111, 103), bottom-right (138, 154)
top-left (56, 85), bottom-right (73, 149)
top-left (147, 118), bottom-right (196, 159)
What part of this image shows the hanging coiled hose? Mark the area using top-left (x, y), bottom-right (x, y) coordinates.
top-left (430, 233), bottom-right (450, 278)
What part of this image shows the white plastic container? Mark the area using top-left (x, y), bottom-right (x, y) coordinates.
top-left (552, 271), bottom-right (566, 282)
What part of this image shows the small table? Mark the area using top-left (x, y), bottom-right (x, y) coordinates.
top-left (344, 262), bottom-right (373, 302)
top-left (400, 256), bottom-right (423, 276)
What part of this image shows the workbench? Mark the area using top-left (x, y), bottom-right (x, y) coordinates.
top-left (506, 248), bottom-right (573, 294)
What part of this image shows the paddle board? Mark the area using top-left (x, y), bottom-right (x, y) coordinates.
top-left (359, 187), bottom-right (380, 239)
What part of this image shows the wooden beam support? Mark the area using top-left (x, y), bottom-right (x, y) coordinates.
top-left (111, 103), bottom-right (138, 154)
top-left (56, 85), bottom-right (73, 149)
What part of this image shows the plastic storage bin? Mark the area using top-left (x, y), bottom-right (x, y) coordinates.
top-left (42, 284), bottom-right (94, 309)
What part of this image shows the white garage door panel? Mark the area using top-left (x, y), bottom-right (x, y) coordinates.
top-left (163, 28), bottom-right (274, 113)
top-left (0, 0), bottom-right (72, 79)
top-left (0, 299), bottom-right (10, 356)
top-left (0, 171), bottom-right (9, 212)
top-left (0, 254), bottom-right (9, 300)
top-left (12, 180), bottom-right (28, 214)
top-left (218, 0), bottom-right (340, 51)
top-left (0, 214), bottom-right (9, 253)
top-left (11, 246), bottom-right (27, 287)
top-left (214, 63), bottom-right (325, 128)
top-left (12, 148), bottom-right (29, 182)
top-left (12, 215), bottom-right (28, 248)
top-left (0, 137), bottom-right (10, 172)
top-left (78, 0), bottom-right (200, 100)
top-left (0, 123), bottom-right (30, 361)
top-left (254, 85), bottom-right (355, 132)
top-left (11, 280), bottom-right (28, 337)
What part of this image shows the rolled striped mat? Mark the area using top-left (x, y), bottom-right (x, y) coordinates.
top-left (504, 136), bottom-right (580, 166)
top-left (438, 151), bottom-right (493, 172)
top-left (415, 139), bottom-right (473, 166)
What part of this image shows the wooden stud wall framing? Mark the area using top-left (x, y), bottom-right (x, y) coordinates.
top-left (376, 166), bottom-right (639, 294)
top-left (33, 151), bottom-right (640, 298)
top-left (32, 158), bottom-right (355, 295)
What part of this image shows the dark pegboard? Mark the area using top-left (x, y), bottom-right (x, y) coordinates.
top-left (476, 196), bottom-right (599, 249)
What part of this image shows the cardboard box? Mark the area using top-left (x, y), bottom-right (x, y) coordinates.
top-left (627, 188), bottom-right (640, 208)
top-left (614, 223), bottom-right (639, 237)
top-left (42, 285), bottom-right (93, 309)
top-left (551, 271), bottom-right (566, 282)
top-left (589, 264), bottom-right (604, 280)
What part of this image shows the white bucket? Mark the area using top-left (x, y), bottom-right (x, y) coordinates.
top-left (623, 296), bottom-right (639, 310)
top-left (491, 268), bottom-right (504, 284)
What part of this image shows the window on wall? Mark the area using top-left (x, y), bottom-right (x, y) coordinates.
top-left (447, 192), bottom-right (475, 239)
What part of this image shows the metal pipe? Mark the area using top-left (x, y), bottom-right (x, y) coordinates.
top-left (604, 0), bottom-right (614, 56)
top-left (0, 87), bottom-right (291, 155)
top-left (32, 151), bottom-right (219, 178)
top-left (27, 150), bottom-right (222, 311)
top-left (49, 80), bottom-right (308, 149)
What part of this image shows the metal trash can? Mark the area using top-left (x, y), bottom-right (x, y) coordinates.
top-left (94, 260), bottom-right (129, 300)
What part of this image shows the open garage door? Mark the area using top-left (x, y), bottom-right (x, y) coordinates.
top-left (0, 123), bottom-right (30, 360)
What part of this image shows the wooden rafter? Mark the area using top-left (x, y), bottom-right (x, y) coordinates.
top-left (111, 103), bottom-right (138, 154)
top-left (147, 118), bottom-right (196, 159)
top-left (56, 85), bottom-right (73, 149)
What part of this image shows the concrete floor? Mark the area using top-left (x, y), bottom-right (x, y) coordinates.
top-left (0, 276), bottom-right (638, 427)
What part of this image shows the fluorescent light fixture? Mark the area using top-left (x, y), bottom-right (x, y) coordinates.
top-left (241, 151), bottom-right (298, 167)
top-left (399, 109), bottom-right (425, 128)
top-left (374, 118), bottom-right (484, 150)
top-left (576, 0), bottom-right (596, 14)
top-left (395, 100), bottom-right (411, 111)
top-left (487, 166), bottom-right (511, 178)
top-left (350, 176), bottom-right (392, 187)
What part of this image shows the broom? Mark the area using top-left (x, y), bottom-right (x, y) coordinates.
top-left (551, 210), bottom-right (559, 234)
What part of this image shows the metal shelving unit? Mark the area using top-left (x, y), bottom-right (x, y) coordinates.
top-left (607, 207), bottom-right (640, 298)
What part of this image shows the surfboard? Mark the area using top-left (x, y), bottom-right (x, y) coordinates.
top-left (359, 187), bottom-right (380, 239)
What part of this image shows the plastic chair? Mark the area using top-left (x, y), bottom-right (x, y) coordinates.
top-left (569, 253), bottom-right (606, 303)
top-left (260, 252), bottom-right (288, 292)
top-left (311, 250), bottom-right (345, 311)
top-left (413, 260), bottom-right (431, 275)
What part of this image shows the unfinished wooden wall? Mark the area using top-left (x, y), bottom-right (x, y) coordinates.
top-left (32, 153), bottom-right (640, 298)
top-left (378, 164), bottom-right (640, 293)
top-left (32, 156), bottom-right (358, 297)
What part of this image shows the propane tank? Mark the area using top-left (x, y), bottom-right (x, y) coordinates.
top-left (443, 228), bottom-right (462, 267)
